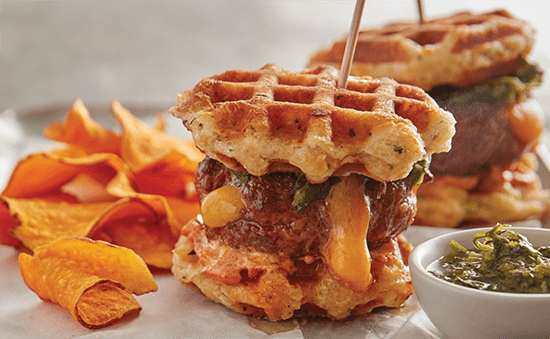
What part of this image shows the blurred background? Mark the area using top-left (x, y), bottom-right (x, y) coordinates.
top-left (2, 0), bottom-right (548, 116)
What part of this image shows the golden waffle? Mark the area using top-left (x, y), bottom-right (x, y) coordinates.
top-left (308, 9), bottom-right (535, 91)
top-left (170, 64), bottom-right (455, 183)
top-left (172, 218), bottom-right (413, 320)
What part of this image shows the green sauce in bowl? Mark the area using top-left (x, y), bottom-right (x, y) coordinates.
top-left (429, 223), bottom-right (550, 293)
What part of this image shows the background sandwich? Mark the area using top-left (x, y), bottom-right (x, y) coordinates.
top-left (308, 9), bottom-right (549, 228)
top-left (169, 64), bottom-right (455, 320)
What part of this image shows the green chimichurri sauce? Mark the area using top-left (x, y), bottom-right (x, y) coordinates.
top-left (429, 59), bottom-right (543, 107)
top-left (230, 160), bottom-right (429, 213)
top-left (429, 224), bottom-right (550, 293)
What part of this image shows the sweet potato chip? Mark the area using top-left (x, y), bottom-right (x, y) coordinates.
top-left (1, 149), bottom-right (130, 199)
top-left (1, 99), bottom-right (202, 270)
top-left (44, 98), bottom-right (121, 155)
top-left (152, 111), bottom-right (167, 132)
top-left (2, 196), bottom-right (112, 250)
top-left (2, 194), bottom-right (184, 268)
top-left (61, 173), bottom-right (120, 203)
top-left (111, 100), bottom-right (203, 173)
top-left (99, 217), bottom-right (177, 269)
top-left (18, 237), bottom-right (158, 329)
top-left (92, 196), bottom-right (183, 269)
top-left (134, 151), bottom-right (198, 199)
top-left (0, 151), bottom-right (133, 248)
top-left (2, 151), bottom-right (86, 199)
top-left (164, 197), bottom-right (201, 232)
top-left (0, 200), bottom-right (21, 246)
top-left (105, 170), bottom-right (199, 233)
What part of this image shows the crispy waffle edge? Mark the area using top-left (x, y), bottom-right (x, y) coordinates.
top-left (307, 9), bottom-right (536, 91)
top-left (170, 64), bottom-right (455, 183)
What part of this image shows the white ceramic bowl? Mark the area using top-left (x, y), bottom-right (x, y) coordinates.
top-left (409, 227), bottom-right (550, 339)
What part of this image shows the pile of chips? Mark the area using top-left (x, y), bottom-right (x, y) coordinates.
top-left (0, 99), bottom-right (204, 328)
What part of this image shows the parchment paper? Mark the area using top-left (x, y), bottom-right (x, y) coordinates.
top-left (0, 235), bottom-right (444, 339)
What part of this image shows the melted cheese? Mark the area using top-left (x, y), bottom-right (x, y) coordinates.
top-left (200, 184), bottom-right (245, 228)
top-left (323, 174), bottom-right (372, 291)
top-left (507, 100), bottom-right (544, 146)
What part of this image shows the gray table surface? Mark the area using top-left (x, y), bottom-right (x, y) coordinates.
top-left (2, 1), bottom-right (549, 117)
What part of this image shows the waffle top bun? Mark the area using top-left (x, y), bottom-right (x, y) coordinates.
top-left (308, 10), bottom-right (535, 91)
top-left (170, 64), bottom-right (455, 183)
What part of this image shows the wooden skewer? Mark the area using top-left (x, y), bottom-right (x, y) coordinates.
top-left (417, 0), bottom-right (425, 24)
top-left (338, 0), bottom-right (366, 89)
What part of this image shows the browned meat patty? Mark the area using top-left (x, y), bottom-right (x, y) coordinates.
top-left (194, 157), bottom-right (415, 257)
top-left (428, 90), bottom-right (522, 177)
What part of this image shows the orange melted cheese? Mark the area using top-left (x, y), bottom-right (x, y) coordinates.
top-left (507, 100), bottom-right (544, 146)
top-left (200, 184), bottom-right (245, 228)
top-left (323, 174), bottom-right (372, 291)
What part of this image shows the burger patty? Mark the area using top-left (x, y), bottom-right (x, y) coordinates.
top-left (194, 157), bottom-right (415, 257)
top-left (428, 91), bottom-right (522, 177)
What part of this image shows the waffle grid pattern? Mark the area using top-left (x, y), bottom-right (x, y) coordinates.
top-left (308, 10), bottom-right (535, 91)
top-left (171, 64), bottom-right (455, 183)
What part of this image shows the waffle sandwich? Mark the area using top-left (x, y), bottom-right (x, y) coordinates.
top-left (308, 9), bottom-right (549, 228)
top-left (169, 64), bottom-right (455, 320)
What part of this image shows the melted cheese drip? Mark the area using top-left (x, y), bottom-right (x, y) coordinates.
top-left (323, 174), bottom-right (372, 291)
top-left (507, 100), bottom-right (544, 146)
top-left (200, 184), bottom-right (245, 228)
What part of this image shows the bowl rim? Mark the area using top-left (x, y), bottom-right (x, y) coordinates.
top-left (409, 226), bottom-right (550, 298)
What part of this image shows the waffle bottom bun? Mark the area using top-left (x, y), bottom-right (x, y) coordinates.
top-left (172, 218), bottom-right (413, 321)
top-left (415, 153), bottom-right (550, 228)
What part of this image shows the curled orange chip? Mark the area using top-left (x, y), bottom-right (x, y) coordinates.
top-left (2, 150), bottom-right (87, 199)
top-left (93, 196), bottom-right (184, 269)
top-left (18, 237), bottom-right (158, 329)
top-left (1, 148), bottom-right (130, 199)
top-left (134, 150), bottom-right (198, 200)
top-left (2, 196), bottom-right (112, 250)
top-left (111, 100), bottom-right (204, 173)
top-left (164, 197), bottom-right (201, 233)
top-left (44, 98), bottom-right (121, 155)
